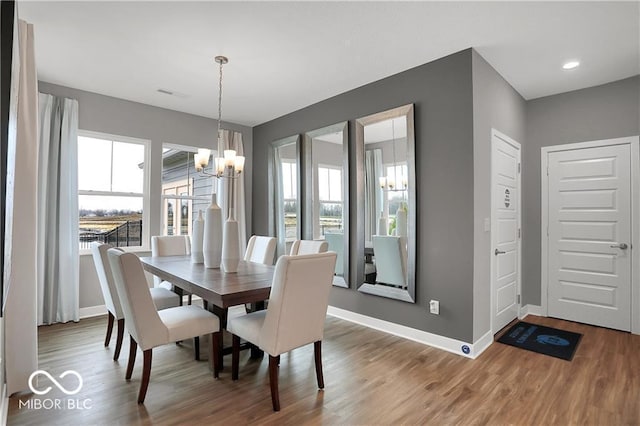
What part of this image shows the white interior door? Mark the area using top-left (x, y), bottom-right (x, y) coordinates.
top-left (491, 131), bottom-right (521, 333)
top-left (547, 144), bottom-right (631, 331)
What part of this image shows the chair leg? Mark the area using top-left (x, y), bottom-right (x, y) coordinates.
top-left (194, 336), bottom-right (200, 361)
top-left (314, 341), bottom-right (324, 389)
top-left (126, 336), bottom-right (137, 380)
top-left (210, 332), bottom-right (221, 379)
top-left (104, 312), bottom-right (114, 347)
top-left (268, 355), bottom-right (280, 412)
top-left (188, 294), bottom-right (192, 305)
top-left (231, 334), bottom-right (240, 381)
top-left (138, 349), bottom-right (152, 404)
top-left (113, 319), bottom-right (125, 361)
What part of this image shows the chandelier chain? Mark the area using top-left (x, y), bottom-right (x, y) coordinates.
top-left (217, 58), bottom-right (224, 154)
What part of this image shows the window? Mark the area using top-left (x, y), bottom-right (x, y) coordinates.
top-left (385, 163), bottom-right (408, 218)
top-left (317, 165), bottom-right (342, 236)
top-left (280, 160), bottom-right (298, 241)
top-left (78, 132), bottom-right (150, 250)
top-left (161, 144), bottom-right (213, 237)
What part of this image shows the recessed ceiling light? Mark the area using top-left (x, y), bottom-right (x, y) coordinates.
top-left (562, 61), bottom-right (580, 70)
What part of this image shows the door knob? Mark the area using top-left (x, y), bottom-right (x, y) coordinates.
top-left (494, 249), bottom-right (506, 256)
top-left (610, 243), bottom-right (628, 250)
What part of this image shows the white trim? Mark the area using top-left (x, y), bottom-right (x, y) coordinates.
top-left (327, 306), bottom-right (488, 359)
top-left (0, 384), bottom-right (7, 426)
top-left (541, 136), bottom-right (640, 334)
top-left (79, 305), bottom-right (107, 319)
top-left (490, 129), bottom-right (522, 334)
top-left (519, 304), bottom-right (544, 319)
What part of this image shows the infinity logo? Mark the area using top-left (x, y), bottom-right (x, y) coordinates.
top-left (28, 370), bottom-right (83, 396)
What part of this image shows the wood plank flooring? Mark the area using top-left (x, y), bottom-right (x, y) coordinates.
top-left (7, 315), bottom-right (640, 425)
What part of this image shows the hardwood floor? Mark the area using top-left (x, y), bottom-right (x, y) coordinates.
top-left (8, 315), bottom-right (640, 425)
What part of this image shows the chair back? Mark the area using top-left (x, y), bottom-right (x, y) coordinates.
top-left (324, 233), bottom-right (344, 275)
top-left (91, 242), bottom-right (124, 319)
top-left (107, 249), bottom-right (168, 351)
top-left (372, 236), bottom-right (407, 287)
top-left (244, 235), bottom-right (277, 265)
top-left (151, 235), bottom-right (191, 286)
top-left (289, 240), bottom-right (328, 256)
top-left (260, 252), bottom-right (337, 356)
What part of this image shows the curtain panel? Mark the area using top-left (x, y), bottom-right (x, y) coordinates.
top-left (216, 129), bottom-right (247, 257)
top-left (37, 93), bottom-right (79, 325)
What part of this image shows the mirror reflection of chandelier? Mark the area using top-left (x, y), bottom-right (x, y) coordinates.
top-left (194, 56), bottom-right (245, 179)
top-left (378, 118), bottom-right (407, 191)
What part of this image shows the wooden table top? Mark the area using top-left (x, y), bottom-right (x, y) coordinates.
top-left (139, 255), bottom-right (274, 308)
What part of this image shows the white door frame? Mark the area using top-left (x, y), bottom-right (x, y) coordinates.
top-left (490, 129), bottom-right (522, 334)
top-left (541, 136), bottom-right (640, 334)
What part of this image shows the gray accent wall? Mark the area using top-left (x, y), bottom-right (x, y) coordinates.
top-left (254, 50), bottom-right (476, 342)
top-left (523, 76), bottom-right (640, 306)
top-left (38, 82), bottom-right (253, 309)
top-left (471, 51), bottom-right (526, 341)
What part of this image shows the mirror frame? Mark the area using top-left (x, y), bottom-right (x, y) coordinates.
top-left (268, 134), bottom-right (302, 258)
top-left (303, 121), bottom-right (349, 288)
top-left (355, 104), bottom-right (416, 303)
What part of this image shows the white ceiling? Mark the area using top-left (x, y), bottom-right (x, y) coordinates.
top-left (17, 1), bottom-right (639, 127)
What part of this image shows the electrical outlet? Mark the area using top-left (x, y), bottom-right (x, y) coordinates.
top-left (429, 300), bottom-right (440, 315)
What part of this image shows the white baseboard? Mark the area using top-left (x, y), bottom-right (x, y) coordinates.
top-left (1, 384), bottom-right (8, 426)
top-left (520, 304), bottom-right (544, 319)
top-left (79, 305), bottom-right (107, 319)
top-left (327, 306), bottom-right (485, 359)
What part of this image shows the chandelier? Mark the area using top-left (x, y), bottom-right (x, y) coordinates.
top-left (194, 56), bottom-right (245, 178)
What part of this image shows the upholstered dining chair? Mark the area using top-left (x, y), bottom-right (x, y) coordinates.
top-left (289, 239), bottom-right (329, 255)
top-left (151, 235), bottom-right (192, 304)
top-left (372, 235), bottom-right (407, 288)
top-left (91, 242), bottom-right (181, 361)
top-left (227, 251), bottom-right (337, 411)
top-left (324, 233), bottom-right (344, 276)
top-left (107, 249), bottom-right (221, 404)
top-left (244, 235), bottom-right (277, 265)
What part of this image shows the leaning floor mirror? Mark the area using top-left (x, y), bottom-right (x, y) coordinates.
top-left (269, 135), bottom-right (301, 258)
top-left (356, 104), bottom-right (416, 302)
top-left (303, 122), bottom-right (349, 287)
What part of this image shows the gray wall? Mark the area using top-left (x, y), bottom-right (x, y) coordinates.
top-left (254, 50), bottom-right (476, 342)
top-left (471, 51), bottom-right (527, 341)
top-left (523, 76), bottom-right (640, 305)
top-left (39, 82), bottom-right (253, 309)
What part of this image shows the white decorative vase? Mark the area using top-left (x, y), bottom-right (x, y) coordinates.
top-left (222, 208), bottom-right (240, 273)
top-left (377, 212), bottom-right (387, 236)
top-left (191, 210), bottom-right (205, 264)
top-left (203, 194), bottom-right (223, 268)
top-left (396, 204), bottom-right (408, 238)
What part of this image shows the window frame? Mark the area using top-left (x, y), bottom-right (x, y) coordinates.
top-left (77, 129), bottom-right (151, 254)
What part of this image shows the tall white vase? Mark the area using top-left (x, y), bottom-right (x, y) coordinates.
top-left (378, 212), bottom-right (388, 236)
top-left (396, 204), bottom-right (408, 238)
top-left (203, 193), bottom-right (223, 269)
top-left (222, 208), bottom-right (240, 273)
top-left (191, 210), bottom-right (204, 264)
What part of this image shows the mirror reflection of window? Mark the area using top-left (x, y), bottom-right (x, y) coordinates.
top-left (272, 138), bottom-right (300, 257)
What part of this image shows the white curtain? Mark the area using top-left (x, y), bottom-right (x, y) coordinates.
top-left (36, 93), bottom-right (79, 325)
top-left (364, 149), bottom-right (383, 241)
top-left (5, 18), bottom-right (39, 395)
top-left (217, 129), bottom-right (247, 256)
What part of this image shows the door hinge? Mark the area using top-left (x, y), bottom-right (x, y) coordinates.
top-left (546, 226), bottom-right (549, 236)
top-left (546, 166), bottom-right (549, 176)
top-left (517, 294), bottom-right (521, 304)
top-left (517, 228), bottom-right (521, 239)
top-left (518, 163), bottom-right (521, 174)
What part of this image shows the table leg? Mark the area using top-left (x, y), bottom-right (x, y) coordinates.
top-left (210, 305), bottom-right (228, 369)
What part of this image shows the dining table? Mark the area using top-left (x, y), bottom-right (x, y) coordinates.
top-left (139, 255), bottom-right (275, 368)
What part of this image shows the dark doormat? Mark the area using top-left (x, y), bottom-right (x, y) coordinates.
top-left (497, 321), bottom-right (582, 361)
